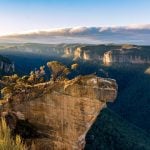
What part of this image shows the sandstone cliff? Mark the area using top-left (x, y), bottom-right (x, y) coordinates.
top-left (0, 75), bottom-right (117, 150)
top-left (103, 49), bottom-right (150, 66)
top-left (64, 47), bottom-right (97, 61)
top-left (2, 43), bottom-right (150, 65)
top-left (63, 45), bottom-right (150, 65)
top-left (0, 55), bottom-right (15, 73)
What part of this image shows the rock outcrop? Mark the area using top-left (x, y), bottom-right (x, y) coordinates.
top-left (0, 55), bottom-right (15, 73)
top-left (0, 75), bottom-right (117, 150)
top-left (0, 61), bottom-right (15, 73)
top-left (64, 47), bottom-right (91, 61)
top-left (63, 45), bottom-right (150, 65)
top-left (103, 49), bottom-right (150, 66)
top-left (2, 43), bottom-right (150, 65)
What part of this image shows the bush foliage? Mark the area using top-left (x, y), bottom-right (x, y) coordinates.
top-left (0, 118), bottom-right (27, 150)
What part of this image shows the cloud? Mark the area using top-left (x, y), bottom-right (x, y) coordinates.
top-left (0, 24), bottom-right (150, 45)
top-left (69, 27), bottom-right (88, 33)
top-left (125, 24), bottom-right (150, 30)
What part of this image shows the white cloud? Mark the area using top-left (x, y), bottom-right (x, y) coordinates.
top-left (125, 24), bottom-right (150, 29)
top-left (0, 24), bottom-right (150, 45)
top-left (99, 27), bottom-right (109, 32)
top-left (69, 27), bottom-right (88, 33)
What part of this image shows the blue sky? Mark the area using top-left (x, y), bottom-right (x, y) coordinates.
top-left (0, 0), bottom-right (150, 35)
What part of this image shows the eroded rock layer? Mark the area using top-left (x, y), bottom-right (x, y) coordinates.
top-left (1, 75), bottom-right (117, 150)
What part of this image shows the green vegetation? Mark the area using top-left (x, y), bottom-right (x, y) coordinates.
top-left (106, 64), bottom-right (150, 133)
top-left (0, 55), bottom-right (11, 64)
top-left (0, 61), bottom-right (78, 100)
top-left (85, 108), bottom-right (150, 150)
top-left (0, 65), bottom-right (46, 100)
top-left (1, 43), bottom-right (150, 149)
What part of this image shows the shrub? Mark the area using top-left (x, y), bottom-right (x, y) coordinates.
top-left (47, 61), bottom-right (70, 81)
top-left (0, 118), bottom-right (27, 150)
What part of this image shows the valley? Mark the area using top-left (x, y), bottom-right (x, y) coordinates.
top-left (0, 43), bottom-right (150, 149)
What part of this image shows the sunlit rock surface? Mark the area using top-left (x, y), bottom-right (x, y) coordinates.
top-left (63, 45), bottom-right (150, 65)
top-left (1, 75), bottom-right (117, 150)
top-left (103, 51), bottom-right (112, 66)
top-left (103, 49), bottom-right (150, 66)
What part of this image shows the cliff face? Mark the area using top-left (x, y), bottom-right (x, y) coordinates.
top-left (2, 43), bottom-right (150, 65)
top-left (64, 47), bottom-right (91, 61)
top-left (64, 47), bottom-right (74, 57)
top-left (0, 55), bottom-right (15, 73)
top-left (1, 75), bottom-right (117, 150)
top-left (103, 49), bottom-right (150, 66)
top-left (103, 51), bottom-right (112, 66)
top-left (0, 61), bottom-right (15, 73)
top-left (74, 47), bottom-right (83, 60)
top-left (63, 45), bottom-right (150, 65)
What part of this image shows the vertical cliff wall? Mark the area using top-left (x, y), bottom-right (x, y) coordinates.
top-left (63, 45), bottom-right (150, 65)
top-left (103, 50), bottom-right (150, 65)
top-left (103, 51), bottom-right (112, 66)
top-left (0, 55), bottom-right (15, 73)
top-left (1, 75), bottom-right (117, 150)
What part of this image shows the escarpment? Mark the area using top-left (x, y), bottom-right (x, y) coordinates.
top-left (63, 45), bottom-right (150, 65)
top-left (2, 43), bottom-right (150, 66)
top-left (0, 75), bottom-right (117, 150)
top-left (103, 49), bottom-right (150, 66)
top-left (0, 55), bottom-right (15, 73)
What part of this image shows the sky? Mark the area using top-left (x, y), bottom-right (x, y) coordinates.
top-left (0, 0), bottom-right (150, 36)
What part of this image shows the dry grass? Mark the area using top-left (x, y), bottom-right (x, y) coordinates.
top-left (0, 118), bottom-right (27, 150)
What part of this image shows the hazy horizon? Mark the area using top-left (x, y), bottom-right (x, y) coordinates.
top-left (0, 25), bottom-right (149, 45)
top-left (0, 0), bottom-right (150, 44)
top-left (0, 0), bottom-right (150, 34)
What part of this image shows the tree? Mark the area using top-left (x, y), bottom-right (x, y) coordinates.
top-left (47, 61), bottom-right (70, 81)
top-left (2, 74), bottom-right (19, 84)
top-left (1, 86), bottom-right (13, 99)
top-left (21, 75), bottom-right (29, 83)
top-left (35, 66), bottom-right (45, 79)
top-left (28, 71), bottom-right (37, 84)
top-left (28, 66), bottom-right (45, 84)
